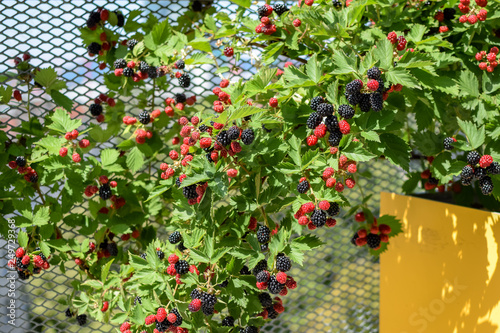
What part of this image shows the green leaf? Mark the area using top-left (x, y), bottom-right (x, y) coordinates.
top-left (457, 119), bottom-right (485, 149)
top-left (181, 173), bottom-right (211, 188)
top-left (326, 79), bottom-right (339, 105)
top-left (132, 41), bottom-right (145, 57)
top-left (18, 231), bottom-right (28, 248)
top-left (228, 0), bottom-right (251, 7)
top-left (82, 279), bottom-right (103, 289)
top-left (457, 69), bottom-right (479, 97)
top-left (283, 65), bottom-right (315, 87)
top-left (306, 54), bottom-right (322, 84)
top-left (36, 136), bottom-right (66, 154)
top-left (407, 24), bottom-right (427, 43)
top-left (34, 67), bottom-right (66, 92)
top-left (190, 249), bottom-right (211, 263)
top-left (0, 86), bottom-right (13, 104)
top-left (385, 68), bottom-right (420, 88)
top-left (245, 68), bottom-right (277, 93)
top-left (39, 241), bottom-right (51, 258)
top-left (379, 133), bottom-right (411, 171)
top-left (342, 141), bottom-right (376, 162)
top-left (332, 51), bottom-right (357, 75)
top-left (373, 38), bottom-right (394, 70)
top-left (101, 259), bottom-right (114, 283)
top-left (126, 147), bottom-right (145, 173)
top-left (360, 131), bottom-right (380, 142)
top-left (262, 42), bottom-right (284, 65)
top-left (185, 53), bottom-right (213, 65)
top-left (47, 107), bottom-right (81, 133)
top-left (189, 37), bottom-right (212, 53)
top-left (227, 105), bottom-right (263, 122)
top-left (143, 19), bottom-right (170, 51)
top-left (101, 149), bottom-right (120, 168)
top-left (50, 91), bottom-right (73, 112)
top-left (33, 206), bottom-right (50, 226)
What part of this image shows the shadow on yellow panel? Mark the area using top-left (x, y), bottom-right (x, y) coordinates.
top-left (380, 192), bottom-right (500, 333)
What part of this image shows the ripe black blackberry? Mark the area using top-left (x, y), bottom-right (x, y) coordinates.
top-left (260, 243), bottom-right (269, 251)
top-left (89, 103), bottom-right (103, 116)
top-left (366, 233), bottom-right (381, 249)
top-left (199, 124), bottom-right (208, 132)
top-left (16, 156), bottom-right (26, 167)
top-left (182, 184), bottom-right (198, 199)
top-left (359, 93), bottom-right (371, 112)
top-left (443, 137), bottom-right (455, 150)
top-left (138, 61), bottom-right (149, 73)
top-left (316, 103), bottom-right (334, 117)
top-left (252, 259), bottom-right (268, 276)
top-left (443, 7), bottom-right (456, 20)
top-left (115, 11), bottom-right (124, 27)
top-left (479, 176), bottom-right (493, 195)
top-left (256, 270), bottom-right (269, 282)
top-left (178, 73), bottom-right (191, 87)
top-left (241, 128), bottom-right (255, 145)
top-left (258, 5), bottom-right (270, 17)
top-left (65, 308), bottom-right (73, 318)
top-left (178, 242), bottom-right (187, 251)
top-left (99, 183), bottom-right (112, 200)
top-left (276, 253), bottom-right (291, 272)
top-left (487, 161), bottom-right (500, 175)
top-left (175, 260), bottom-right (189, 275)
top-left (460, 165), bottom-right (474, 182)
top-left (328, 129), bottom-right (343, 147)
top-left (202, 303), bottom-right (215, 316)
top-left (169, 231), bottom-right (182, 244)
top-left (33, 267), bottom-right (41, 274)
top-left (107, 242), bottom-right (118, 256)
top-left (258, 292), bottom-right (273, 308)
top-left (325, 115), bottom-right (339, 132)
top-left (297, 180), bottom-right (310, 194)
top-left (346, 91), bottom-right (361, 106)
top-left (227, 126), bottom-right (240, 140)
top-left (327, 202), bottom-right (340, 216)
top-left (156, 320), bottom-right (169, 332)
top-left (170, 308), bottom-right (183, 326)
top-left (175, 177), bottom-right (182, 187)
top-left (217, 279), bottom-right (229, 288)
top-left (222, 316), bottom-right (235, 327)
top-left (16, 257), bottom-right (28, 270)
top-left (147, 66), bottom-right (158, 79)
top-left (310, 96), bottom-right (324, 111)
top-left (76, 314), bottom-right (87, 326)
top-left (376, 79), bottom-right (385, 93)
top-left (367, 67), bottom-right (381, 80)
top-left (428, 177), bottom-right (439, 185)
top-left (240, 265), bottom-right (251, 275)
top-left (257, 225), bottom-right (270, 243)
top-left (268, 275), bottom-right (285, 294)
top-left (87, 42), bottom-right (101, 55)
top-left (86, 11), bottom-right (100, 28)
top-left (157, 250), bottom-right (164, 260)
top-left (140, 253), bottom-right (147, 260)
top-left (127, 39), bottom-right (138, 51)
top-left (338, 104), bottom-right (355, 119)
top-left (351, 232), bottom-right (359, 245)
top-left (474, 167), bottom-right (487, 180)
top-left (175, 93), bottom-right (186, 104)
top-left (307, 112), bottom-right (322, 129)
top-left (346, 80), bottom-right (362, 94)
top-left (273, 3), bottom-right (289, 16)
top-left (114, 58), bottom-right (127, 69)
top-left (216, 130), bottom-right (231, 146)
top-left (123, 67), bottom-right (134, 77)
top-left (370, 93), bottom-right (384, 111)
top-left (266, 306), bottom-right (279, 319)
top-left (467, 151), bottom-right (481, 165)
top-left (311, 209), bottom-right (327, 227)
top-left (201, 292), bottom-right (217, 307)
top-left (17, 270), bottom-right (30, 280)
top-left (29, 173), bottom-right (38, 183)
top-left (175, 59), bottom-right (185, 70)
top-left (192, 0), bottom-right (203, 11)
top-left (134, 296), bottom-right (142, 305)
top-left (138, 111), bottom-right (150, 124)
top-left (332, 0), bottom-right (342, 7)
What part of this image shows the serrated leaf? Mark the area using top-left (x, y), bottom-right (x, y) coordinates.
top-left (33, 206), bottom-right (50, 226)
top-left (143, 19), bottom-right (170, 51)
top-left (342, 141), bottom-right (376, 162)
top-left (101, 259), bottom-right (114, 283)
top-left (39, 241), bottom-right (51, 258)
top-left (126, 147), bottom-right (144, 173)
top-left (457, 119), bottom-right (485, 149)
top-left (385, 68), bottom-right (420, 88)
top-left (18, 231), bottom-right (28, 248)
top-left (332, 51), bottom-right (357, 74)
top-left (262, 42), bottom-right (284, 65)
top-left (227, 105), bottom-right (263, 122)
top-left (132, 41), bottom-right (145, 57)
top-left (229, 0), bottom-right (251, 7)
top-left (379, 133), bottom-right (411, 171)
top-left (306, 54), bottom-right (322, 84)
top-left (373, 38), bottom-right (393, 70)
top-left (101, 148), bottom-right (120, 168)
top-left (407, 24), bottom-right (427, 43)
top-left (47, 107), bottom-right (81, 133)
top-left (37, 136), bottom-right (66, 154)
top-left (82, 279), bottom-right (103, 289)
top-left (50, 91), bottom-right (72, 111)
top-left (35, 67), bottom-right (66, 92)
top-left (360, 131), bottom-right (380, 142)
top-left (185, 52), bottom-right (213, 65)
top-left (458, 70), bottom-right (479, 97)
top-left (189, 37), bottom-right (212, 53)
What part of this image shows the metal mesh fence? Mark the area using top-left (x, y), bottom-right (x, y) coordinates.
top-left (0, 1), bottom-right (406, 332)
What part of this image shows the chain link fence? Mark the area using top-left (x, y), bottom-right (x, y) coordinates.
top-left (0, 1), bottom-right (406, 332)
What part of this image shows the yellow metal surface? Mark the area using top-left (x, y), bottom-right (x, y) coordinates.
top-left (380, 192), bottom-right (500, 333)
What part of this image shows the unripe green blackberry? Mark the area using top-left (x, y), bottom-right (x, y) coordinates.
top-left (99, 183), bottom-right (112, 200)
top-left (138, 111), bottom-right (150, 124)
top-left (366, 233), bottom-right (381, 249)
top-left (138, 61), bottom-right (149, 73)
top-left (370, 92), bottom-right (384, 111)
top-left (307, 112), bottom-right (322, 129)
top-left (227, 126), bottom-right (240, 140)
top-left (222, 316), bottom-right (235, 327)
top-left (182, 184), bottom-right (198, 199)
top-left (114, 58), bottom-right (127, 69)
top-left (328, 129), bottom-right (343, 147)
top-left (16, 156), bottom-right (26, 167)
top-left (169, 231), bottom-right (182, 244)
top-left (311, 209), bottom-right (327, 227)
top-left (338, 104), bottom-right (355, 119)
top-left (480, 176), bottom-right (493, 195)
top-left (127, 39), bottom-right (138, 51)
top-left (268, 275), bottom-right (285, 294)
top-left (178, 73), bottom-right (191, 88)
top-left (467, 151), bottom-right (481, 165)
top-left (175, 93), bottom-right (186, 104)
top-left (276, 253), bottom-right (291, 272)
top-left (89, 103), bottom-right (103, 116)
top-left (257, 225), bottom-right (270, 243)
top-left (316, 103), bottom-right (334, 117)
top-left (297, 180), bottom-right (310, 194)
top-left (325, 115), bottom-right (339, 132)
top-left (327, 202), bottom-right (340, 216)
top-left (359, 93), bottom-right (371, 112)
top-left (273, 3), bottom-right (289, 16)
top-left (310, 96), bottom-right (324, 111)
top-left (175, 260), bottom-right (189, 275)
top-left (367, 67), bottom-right (381, 80)
top-left (258, 292), bottom-right (273, 308)
top-left (217, 130), bottom-right (231, 146)
top-left (241, 128), bottom-right (255, 145)
top-left (123, 67), bottom-right (134, 77)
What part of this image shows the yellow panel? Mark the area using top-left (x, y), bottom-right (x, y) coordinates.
top-left (380, 192), bottom-right (500, 333)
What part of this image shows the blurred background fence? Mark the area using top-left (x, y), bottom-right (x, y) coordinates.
top-left (0, 1), bottom-right (406, 332)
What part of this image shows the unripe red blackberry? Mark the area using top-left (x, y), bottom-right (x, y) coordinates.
top-left (479, 155), bottom-right (493, 168)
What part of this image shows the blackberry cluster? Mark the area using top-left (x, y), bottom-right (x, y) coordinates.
top-left (76, 314), bottom-right (87, 326)
top-left (123, 67), bottom-right (134, 77)
top-left (276, 253), bottom-right (291, 272)
top-left (16, 257), bottom-right (28, 270)
top-left (443, 137), bottom-right (455, 150)
top-left (178, 73), bottom-right (191, 88)
top-left (182, 184), bottom-right (198, 199)
top-left (89, 103), bottom-right (102, 116)
top-left (366, 233), bottom-right (381, 249)
top-left (257, 225), bottom-right (270, 243)
top-left (107, 242), bottom-right (118, 256)
top-left (297, 180), bottom-right (310, 194)
top-left (157, 250), bottom-right (165, 260)
top-left (99, 184), bottom-right (112, 200)
top-left (338, 104), bottom-right (355, 119)
top-left (227, 126), bottom-right (240, 140)
top-left (169, 231), bottom-right (182, 244)
top-left (317, 103), bottom-right (334, 117)
top-left (310, 96), bottom-right (324, 111)
top-left (307, 112), bottom-right (322, 129)
top-left (268, 275), bottom-right (285, 294)
top-left (175, 260), bottom-right (189, 275)
top-left (344, 68), bottom-right (386, 112)
top-left (461, 152), bottom-right (497, 194)
top-left (127, 39), bottom-right (138, 51)
top-left (216, 130), bottom-right (231, 146)
top-left (273, 3), bottom-right (289, 16)
top-left (258, 292), bottom-right (273, 308)
top-left (138, 61), bottom-right (149, 72)
top-left (16, 156), bottom-right (26, 167)
top-left (311, 209), bottom-right (327, 227)
top-left (138, 111), bottom-right (150, 124)
top-left (114, 58), bottom-right (127, 69)
top-left (175, 93), bottom-right (186, 104)
top-left (86, 11), bottom-right (101, 28)
top-left (222, 316), bottom-right (235, 327)
top-left (327, 202), bottom-right (340, 216)
top-left (176, 60), bottom-right (185, 69)
top-left (87, 42), bottom-right (101, 55)
top-left (306, 98), bottom-right (344, 146)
